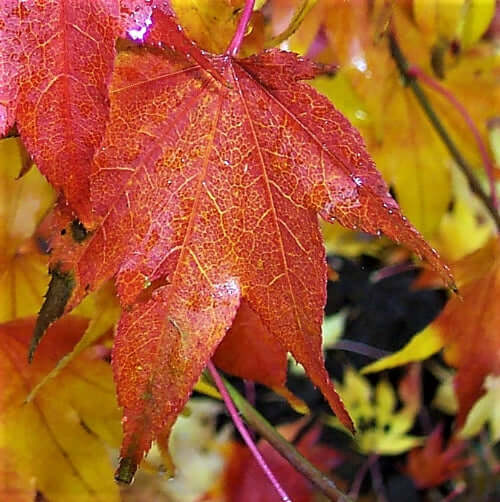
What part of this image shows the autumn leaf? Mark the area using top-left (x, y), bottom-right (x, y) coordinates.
top-left (212, 299), bottom-right (288, 389)
top-left (405, 424), bottom-right (470, 489)
top-left (0, 0), bottom-right (122, 223)
top-left (325, 368), bottom-right (423, 455)
top-left (460, 375), bottom-right (500, 442)
top-left (0, 317), bottom-right (122, 502)
top-left (0, 0), bottom-right (224, 224)
top-left (0, 448), bottom-right (36, 502)
top-left (0, 137), bottom-right (54, 322)
top-left (283, 1), bottom-right (499, 240)
top-left (33, 5), bottom-right (452, 475)
top-left (224, 423), bottom-right (343, 502)
top-left (121, 398), bottom-right (231, 502)
top-left (413, 0), bottom-right (496, 49)
top-left (170, 0), bottom-right (266, 54)
top-left (364, 237), bottom-right (500, 428)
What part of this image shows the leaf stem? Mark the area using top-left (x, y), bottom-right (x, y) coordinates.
top-left (388, 32), bottom-right (500, 232)
top-left (210, 370), bottom-right (354, 501)
top-left (265, 0), bottom-right (318, 49)
top-left (207, 361), bottom-right (291, 501)
top-left (226, 0), bottom-right (255, 57)
top-left (407, 64), bottom-right (498, 210)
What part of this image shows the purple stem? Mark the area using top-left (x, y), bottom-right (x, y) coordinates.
top-left (226, 0), bottom-right (256, 57)
top-left (244, 379), bottom-right (256, 440)
top-left (349, 455), bottom-right (376, 500)
top-left (369, 456), bottom-right (388, 502)
top-left (207, 361), bottom-right (292, 501)
top-left (305, 25), bottom-right (328, 61)
top-left (408, 64), bottom-right (498, 210)
top-left (370, 262), bottom-right (416, 283)
top-left (244, 379), bottom-right (256, 406)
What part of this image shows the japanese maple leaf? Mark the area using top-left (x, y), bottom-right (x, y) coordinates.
top-left (0, 0), bottom-right (122, 223)
top-left (34, 7), bottom-right (452, 475)
top-left (0, 0), bottom-right (215, 224)
top-left (436, 237), bottom-right (500, 425)
top-left (364, 236), bottom-right (500, 427)
top-left (0, 317), bottom-right (122, 501)
top-left (405, 425), bottom-right (470, 489)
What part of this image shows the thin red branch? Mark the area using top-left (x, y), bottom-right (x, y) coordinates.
top-left (207, 361), bottom-right (291, 501)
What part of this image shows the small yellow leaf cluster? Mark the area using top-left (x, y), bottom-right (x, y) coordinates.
top-left (326, 368), bottom-right (422, 455)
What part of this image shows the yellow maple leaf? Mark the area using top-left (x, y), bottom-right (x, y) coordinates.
top-left (0, 138), bottom-right (54, 321)
top-left (325, 367), bottom-right (422, 455)
top-left (171, 0), bottom-right (267, 54)
top-left (0, 317), bottom-right (122, 502)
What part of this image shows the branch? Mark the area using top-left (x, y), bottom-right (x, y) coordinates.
top-left (207, 362), bottom-right (291, 501)
top-left (407, 64), bottom-right (498, 210)
top-left (212, 373), bottom-right (353, 502)
top-left (388, 33), bottom-right (500, 232)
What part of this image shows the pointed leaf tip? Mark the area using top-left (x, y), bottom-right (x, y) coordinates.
top-left (29, 267), bottom-right (75, 362)
top-left (114, 457), bottom-right (137, 485)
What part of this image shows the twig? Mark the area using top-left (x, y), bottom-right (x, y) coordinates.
top-left (207, 362), bottom-right (291, 501)
top-left (370, 262), bottom-right (416, 283)
top-left (244, 378), bottom-right (256, 406)
top-left (407, 64), bottom-right (498, 210)
top-left (368, 455), bottom-right (388, 502)
top-left (214, 372), bottom-right (354, 501)
top-left (349, 455), bottom-right (377, 500)
top-left (226, 0), bottom-right (255, 57)
top-left (333, 340), bottom-right (391, 360)
top-left (265, 0), bottom-right (318, 49)
top-left (388, 32), bottom-right (500, 232)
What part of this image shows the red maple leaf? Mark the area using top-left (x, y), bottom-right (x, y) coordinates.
top-left (30, 6), bottom-right (452, 475)
top-left (0, 0), bottom-right (120, 223)
top-left (0, 0), bottom-right (217, 223)
top-left (223, 424), bottom-right (343, 502)
top-left (405, 425), bottom-right (470, 489)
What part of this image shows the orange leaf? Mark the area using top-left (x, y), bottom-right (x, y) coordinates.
top-left (0, 317), bottom-right (121, 501)
top-left (0, 0), bottom-right (121, 223)
top-left (405, 424), bottom-right (469, 489)
top-left (39, 8), bottom-right (451, 474)
top-left (0, 448), bottom-right (35, 502)
top-left (213, 300), bottom-right (288, 388)
top-left (437, 237), bottom-right (500, 426)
